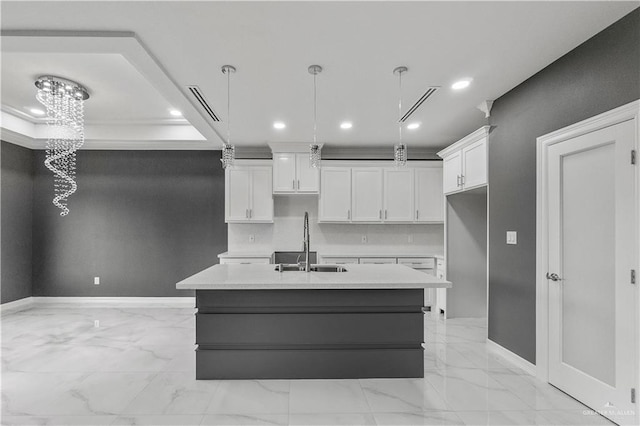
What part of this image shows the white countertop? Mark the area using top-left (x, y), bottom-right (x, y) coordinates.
top-left (177, 264), bottom-right (452, 290)
top-left (219, 251), bottom-right (444, 260)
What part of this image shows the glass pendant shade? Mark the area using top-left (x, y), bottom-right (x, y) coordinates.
top-left (394, 143), bottom-right (407, 167)
top-left (221, 143), bottom-right (235, 169)
top-left (35, 75), bottom-right (89, 216)
top-left (310, 144), bottom-right (321, 168)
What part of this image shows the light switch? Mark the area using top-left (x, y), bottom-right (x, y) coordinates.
top-left (506, 231), bottom-right (517, 245)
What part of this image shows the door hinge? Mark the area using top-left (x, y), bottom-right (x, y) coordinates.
top-left (632, 269), bottom-right (636, 285)
top-left (632, 150), bottom-right (637, 165)
top-left (632, 388), bottom-right (636, 404)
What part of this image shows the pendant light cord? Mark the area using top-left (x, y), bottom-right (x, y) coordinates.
top-left (398, 70), bottom-right (403, 145)
top-left (313, 71), bottom-right (317, 145)
top-left (226, 70), bottom-right (231, 146)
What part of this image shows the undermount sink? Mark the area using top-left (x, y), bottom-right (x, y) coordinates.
top-left (275, 264), bottom-right (347, 273)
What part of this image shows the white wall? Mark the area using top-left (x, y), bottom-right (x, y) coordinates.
top-left (228, 196), bottom-right (444, 255)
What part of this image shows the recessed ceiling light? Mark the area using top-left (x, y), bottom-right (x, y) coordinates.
top-left (273, 121), bottom-right (286, 129)
top-left (340, 122), bottom-right (353, 129)
top-left (407, 123), bottom-right (420, 130)
top-left (169, 109), bottom-right (182, 117)
top-left (30, 108), bottom-right (45, 116)
top-left (451, 79), bottom-right (472, 90)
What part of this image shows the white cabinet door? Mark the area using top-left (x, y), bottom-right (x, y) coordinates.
top-left (295, 154), bottom-right (319, 193)
top-left (319, 168), bottom-right (351, 222)
top-left (383, 168), bottom-right (414, 222)
top-left (442, 151), bottom-right (462, 195)
top-left (225, 168), bottom-right (251, 221)
top-left (461, 138), bottom-right (487, 189)
top-left (351, 168), bottom-right (383, 222)
top-left (415, 167), bottom-right (444, 222)
top-left (273, 153), bottom-right (296, 193)
top-left (249, 167), bottom-right (273, 222)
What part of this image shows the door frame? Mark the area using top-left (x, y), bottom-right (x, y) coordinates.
top-left (536, 100), bottom-right (639, 419)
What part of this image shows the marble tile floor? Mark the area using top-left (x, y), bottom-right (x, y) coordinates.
top-left (0, 306), bottom-right (614, 426)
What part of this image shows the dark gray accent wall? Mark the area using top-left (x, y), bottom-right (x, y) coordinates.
top-left (488, 8), bottom-right (640, 363)
top-left (446, 189), bottom-right (487, 318)
top-left (1, 141), bottom-right (34, 303)
top-left (32, 150), bottom-right (226, 297)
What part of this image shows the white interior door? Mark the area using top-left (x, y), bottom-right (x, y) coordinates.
top-left (547, 120), bottom-right (636, 425)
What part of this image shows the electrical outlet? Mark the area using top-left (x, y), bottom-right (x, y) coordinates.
top-left (361, 235), bottom-right (368, 244)
top-left (94, 320), bottom-right (100, 328)
top-left (94, 276), bottom-right (100, 285)
top-left (408, 235), bottom-right (414, 243)
top-left (506, 231), bottom-right (517, 245)
top-left (249, 235), bottom-right (255, 243)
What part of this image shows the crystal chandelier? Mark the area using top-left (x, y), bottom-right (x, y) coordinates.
top-left (35, 75), bottom-right (89, 216)
top-left (221, 65), bottom-right (236, 169)
top-left (308, 65), bottom-right (322, 168)
top-left (393, 66), bottom-right (408, 167)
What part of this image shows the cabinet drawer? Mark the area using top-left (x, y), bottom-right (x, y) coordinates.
top-left (398, 258), bottom-right (435, 269)
top-left (359, 257), bottom-right (397, 265)
top-left (322, 257), bottom-right (359, 265)
top-left (220, 258), bottom-right (271, 264)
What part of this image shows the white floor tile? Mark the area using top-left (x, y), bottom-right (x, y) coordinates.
top-left (289, 380), bottom-right (370, 414)
top-left (206, 380), bottom-right (290, 414)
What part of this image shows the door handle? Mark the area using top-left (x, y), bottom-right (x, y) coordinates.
top-left (546, 272), bottom-right (562, 282)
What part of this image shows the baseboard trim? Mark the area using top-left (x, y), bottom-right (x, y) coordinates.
top-left (0, 296), bottom-right (35, 315)
top-left (486, 338), bottom-right (537, 376)
top-left (30, 297), bottom-right (195, 308)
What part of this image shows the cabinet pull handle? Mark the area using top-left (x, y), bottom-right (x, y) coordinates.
top-left (246, 209), bottom-right (249, 218)
top-left (297, 179), bottom-right (300, 190)
top-left (385, 210), bottom-right (388, 219)
top-left (293, 179), bottom-right (295, 190)
top-left (347, 209), bottom-right (351, 220)
top-left (416, 210), bottom-right (419, 220)
top-left (461, 175), bottom-right (465, 185)
top-left (456, 175), bottom-right (461, 187)
top-left (249, 209), bottom-right (252, 218)
top-left (379, 210), bottom-right (382, 219)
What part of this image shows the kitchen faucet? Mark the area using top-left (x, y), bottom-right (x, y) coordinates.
top-left (302, 211), bottom-right (311, 272)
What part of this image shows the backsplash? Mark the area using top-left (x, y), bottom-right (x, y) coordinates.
top-left (227, 196), bottom-right (444, 255)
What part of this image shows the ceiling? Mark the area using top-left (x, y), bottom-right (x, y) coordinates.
top-left (1, 1), bottom-right (637, 151)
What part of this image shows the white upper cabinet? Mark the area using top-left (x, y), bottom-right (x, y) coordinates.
top-left (318, 161), bottom-right (443, 223)
top-left (438, 126), bottom-right (490, 195)
top-left (319, 167), bottom-right (351, 222)
top-left (442, 151), bottom-right (463, 195)
top-left (295, 154), bottom-right (320, 193)
top-left (272, 153), bottom-right (319, 194)
top-left (415, 166), bottom-right (444, 222)
top-left (225, 162), bottom-right (273, 223)
top-left (351, 168), bottom-right (383, 222)
top-left (383, 168), bottom-right (414, 222)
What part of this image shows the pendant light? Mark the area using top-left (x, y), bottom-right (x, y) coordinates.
top-left (308, 65), bottom-right (322, 168)
top-left (221, 65), bottom-right (236, 169)
top-left (393, 66), bottom-right (408, 167)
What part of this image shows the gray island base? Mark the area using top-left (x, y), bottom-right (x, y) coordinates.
top-left (177, 264), bottom-right (451, 380)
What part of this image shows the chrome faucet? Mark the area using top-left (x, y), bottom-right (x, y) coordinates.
top-left (302, 211), bottom-right (311, 272)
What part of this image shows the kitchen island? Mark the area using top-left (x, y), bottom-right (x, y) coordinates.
top-left (177, 263), bottom-right (451, 380)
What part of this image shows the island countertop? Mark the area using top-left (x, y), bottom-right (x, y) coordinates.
top-left (176, 264), bottom-right (452, 290)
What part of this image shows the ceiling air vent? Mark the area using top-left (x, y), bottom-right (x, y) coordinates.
top-left (187, 85), bottom-right (220, 122)
top-left (400, 86), bottom-right (439, 123)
